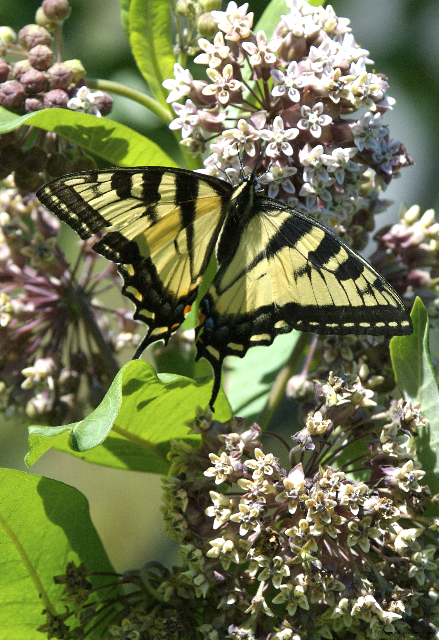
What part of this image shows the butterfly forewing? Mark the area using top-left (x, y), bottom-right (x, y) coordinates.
top-left (37, 168), bottom-right (232, 348)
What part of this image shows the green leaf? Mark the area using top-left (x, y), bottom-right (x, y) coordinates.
top-left (0, 469), bottom-right (116, 638)
top-left (226, 332), bottom-right (300, 420)
top-left (390, 297), bottom-right (439, 495)
top-left (255, 0), bottom-right (287, 39)
top-left (129, 0), bottom-right (176, 109)
top-left (119, 0), bottom-right (132, 37)
top-left (27, 360), bottom-right (232, 471)
top-left (51, 431), bottom-right (171, 474)
top-left (0, 107), bottom-right (177, 167)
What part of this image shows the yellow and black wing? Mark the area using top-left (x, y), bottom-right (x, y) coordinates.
top-left (195, 196), bottom-right (412, 406)
top-left (37, 167), bottom-right (233, 350)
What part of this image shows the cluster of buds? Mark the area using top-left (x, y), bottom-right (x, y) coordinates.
top-left (0, 0), bottom-right (112, 192)
top-left (371, 205), bottom-right (439, 321)
top-left (0, 0), bottom-right (111, 116)
top-left (164, 0), bottom-right (413, 250)
top-left (81, 373), bottom-right (436, 640)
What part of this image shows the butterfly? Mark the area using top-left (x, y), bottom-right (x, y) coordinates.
top-left (37, 166), bottom-right (412, 408)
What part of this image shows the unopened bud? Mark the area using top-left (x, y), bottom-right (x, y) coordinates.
top-left (28, 44), bottom-right (54, 70)
top-left (18, 24), bottom-right (53, 50)
top-left (0, 144), bottom-right (23, 172)
top-left (0, 58), bottom-right (9, 83)
top-left (20, 68), bottom-right (47, 94)
top-left (24, 96), bottom-right (44, 112)
top-left (420, 208), bottom-right (436, 228)
top-left (64, 59), bottom-right (85, 83)
top-left (46, 152), bottom-right (71, 178)
top-left (0, 81), bottom-right (25, 109)
top-left (42, 0), bottom-right (71, 21)
top-left (197, 13), bottom-right (217, 37)
top-left (176, 0), bottom-right (197, 18)
top-left (199, 0), bottom-right (221, 9)
top-left (43, 88), bottom-right (69, 108)
top-left (71, 156), bottom-right (98, 172)
top-left (35, 8), bottom-right (57, 29)
top-left (14, 167), bottom-right (43, 192)
top-left (402, 205), bottom-right (420, 225)
top-left (95, 90), bottom-right (113, 116)
top-left (12, 59), bottom-right (32, 80)
top-left (47, 62), bottom-right (73, 89)
top-left (22, 146), bottom-right (48, 173)
top-left (0, 26), bottom-right (17, 44)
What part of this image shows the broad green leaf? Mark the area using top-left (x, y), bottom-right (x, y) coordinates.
top-left (390, 297), bottom-right (439, 496)
top-left (27, 360), bottom-right (232, 470)
top-left (0, 107), bottom-right (177, 167)
top-left (0, 469), bottom-right (116, 639)
top-left (120, 0), bottom-right (132, 37)
top-left (226, 332), bottom-right (301, 420)
top-left (51, 431), bottom-right (170, 474)
top-left (255, 0), bottom-right (287, 39)
top-left (129, 0), bottom-right (176, 109)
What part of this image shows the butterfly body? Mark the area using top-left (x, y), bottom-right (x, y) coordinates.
top-left (37, 166), bottom-right (412, 408)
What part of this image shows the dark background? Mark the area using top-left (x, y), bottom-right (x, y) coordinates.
top-left (0, 0), bottom-right (438, 572)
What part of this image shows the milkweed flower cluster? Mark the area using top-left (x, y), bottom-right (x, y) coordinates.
top-left (0, 177), bottom-right (139, 422)
top-left (90, 374), bottom-right (438, 640)
top-left (163, 0), bottom-right (413, 250)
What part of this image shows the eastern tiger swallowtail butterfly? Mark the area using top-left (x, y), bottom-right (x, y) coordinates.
top-left (37, 167), bottom-right (412, 408)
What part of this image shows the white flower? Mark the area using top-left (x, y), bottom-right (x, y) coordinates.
top-left (259, 115), bottom-right (299, 157)
top-left (194, 32), bottom-right (230, 68)
top-left (299, 180), bottom-right (334, 209)
top-left (297, 102), bottom-right (332, 138)
top-left (162, 63), bottom-right (193, 103)
top-left (242, 30), bottom-right (281, 66)
top-left (352, 111), bottom-right (387, 153)
top-left (21, 357), bottom-right (56, 390)
top-left (169, 99), bottom-right (200, 138)
top-left (308, 40), bottom-right (337, 75)
top-left (318, 4), bottom-right (351, 35)
top-left (0, 292), bottom-right (12, 327)
top-left (281, 7), bottom-right (321, 38)
top-left (258, 162), bottom-right (297, 198)
top-left (223, 118), bottom-right (261, 156)
top-left (203, 63), bottom-right (241, 105)
top-left (211, 2), bottom-right (254, 41)
top-left (271, 61), bottom-right (303, 103)
top-left (321, 147), bottom-right (361, 184)
top-left (339, 33), bottom-right (372, 64)
top-left (299, 143), bottom-right (331, 184)
top-left (67, 86), bottom-right (106, 117)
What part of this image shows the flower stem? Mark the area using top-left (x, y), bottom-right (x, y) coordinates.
top-left (86, 78), bottom-right (173, 125)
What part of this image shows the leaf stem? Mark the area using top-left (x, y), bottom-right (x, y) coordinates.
top-left (86, 78), bottom-right (173, 125)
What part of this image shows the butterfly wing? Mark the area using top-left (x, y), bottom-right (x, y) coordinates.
top-left (196, 197), bottom-right (412, 406)
top-left (37, 167), bottom-right (232, 349)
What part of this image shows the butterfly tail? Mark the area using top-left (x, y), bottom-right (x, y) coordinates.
top-left (195, 337), bottom-right (223, 412)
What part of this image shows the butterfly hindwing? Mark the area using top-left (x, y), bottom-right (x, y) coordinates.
top-left (195, 196), bottom-right (412, 404)
top-left (37, 168), bottom-right (232, 348)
